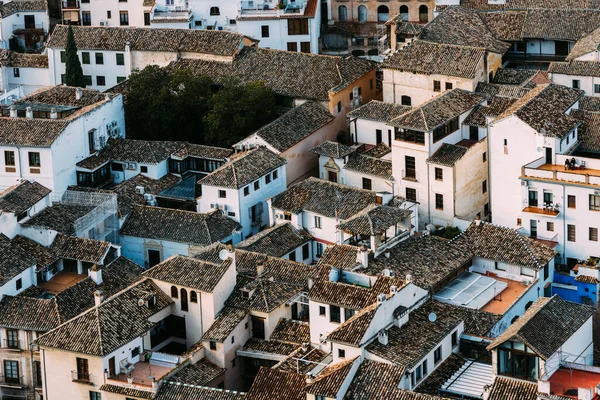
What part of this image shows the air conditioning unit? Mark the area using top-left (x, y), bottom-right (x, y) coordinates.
top-left (100, 21), bottom-right (106, 26)
top-left (136, 186), bottom-right (145, 195)
top-left (210, 203), bottom-right (218, 209)
top-left (521, 181), bottom-right (528, 186)
top-left (127, 162), bottom-right (137, 170)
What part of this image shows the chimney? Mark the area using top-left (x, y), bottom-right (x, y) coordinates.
top-left (377, 293), bottom-right (386, 303)
top-left (405, 274), bottom-right (413, 284)
top-left (356, 245), bottom-right (368, 269)
top-left (93, 289), bottom-right (104, 307)
top-left (75, 87), bottom-right (83, 100)
top-left (377, 329), bottom-right (388, 345)
top-left (475, 216), bottom-right (482, 226)
top-left (104, 93), bottom-right (111, 101)
top-left (256, 261), bottom-right (264, 277)
top-left (390, 285), bottom-right (398, 295)
top-left (90, 265), bottom-right (103, 285)
top-left (25, 106), bottom-right (33, 119)
top-left (50, 108), bottom-right (57, 119)
top-left (307, 277), bottom-right (314, 290)
top-left (9, 105), bottom-right (16, 118)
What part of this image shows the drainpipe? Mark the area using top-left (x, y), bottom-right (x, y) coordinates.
top-left (562, 184), bottom-right (566, 265)
top-left (427, 161), bottom-right (431, 225)
top-left (42, 348), bottom-right (48, 400)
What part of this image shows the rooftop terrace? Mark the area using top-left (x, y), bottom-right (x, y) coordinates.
top-left (522, 155), bottom-right (600, 188)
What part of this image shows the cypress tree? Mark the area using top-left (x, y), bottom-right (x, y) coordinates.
top-left (64, 25), bottom-right (85, 87)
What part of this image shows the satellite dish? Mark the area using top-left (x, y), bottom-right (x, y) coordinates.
top-left (536, 147), bottom-right (542, 153)
top-left (218, 249), bottom-right (229, 261)
top-left (428, 312), bottom-right (437, 322)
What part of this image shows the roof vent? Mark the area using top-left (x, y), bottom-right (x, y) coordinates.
top-left (9, 105), bottom-right (16, 118)
top-left (405, 274), bottom-right (412, 284)
top-left (382, 268), bottom-right (391, 277)
top-left (136, 186), bottom-right (145, 195)
top-left (377, 293), bottom-right (386, 303)
top-left (75, 87), bottom-right (83, 100)
top-left (390, 285), bottom-right (398, 295)
top-left (301, 342), bottom-right (309, 352)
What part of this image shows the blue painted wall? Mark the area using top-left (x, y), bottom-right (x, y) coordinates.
top-left (553, 273), bottom-right (597, 306)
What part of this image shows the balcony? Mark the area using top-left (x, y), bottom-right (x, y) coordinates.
top-left (521, 156), bottom-right (600, 188)
top-left (12, 23), bottom-right (44, 34)
top-left (522, 203), bottom-right (560, 218)
top-left (238, 0), bottom-right (307, 17)
top-left (62, 0), bottom-right (80, 8)
top-left (107, 360), bottom-right (174, 389)
top-left (3, 339), bottom-right (20, 350)
top-left (0, 375), bottom-right (25, 387)
top-left (151, 8), bottom-right (193, 23)
top-left (71, 370), bottom-right (93, 384)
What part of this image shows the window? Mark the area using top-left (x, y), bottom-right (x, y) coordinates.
top-left (254, 180), bottom-right (260, 190)
top-left (84, 75), bottom-right (92, 86)
top-left (435, 193), bottom-right (444, 210)
top-left (370, 79), bottom-right (374, 90)
top-left (400, 5), bottom-right (408, 20)
top-left (28, 152), bottom-right (40, 167)
top-left (144, 12), bottom-right (150, 25)
top-left (517, 218), bottom-right (522, 226)
top-left (433, 80), bottom-right (441, 92)
top-left (406, 188), bottom-right (416, 202)
top-left (543, 191), bottom-right (553, 204)
top-left (4, 360), bottom-right (19, 384)
top-left (337, 101), bottom-right (342, 113)
top-left (319, 306), bottom-right (326, 316)
top-left (60, 50), bottom-right (66, 63)
top-left (89, 392), bottom-right (101, 400)
top-left (190, 291), bottom-right (197, 303)
top-left (338, 5), bottom-right (347, 21)
top-left (76, 357), bottom-right (89, 381)
top-left (451, 331), bottom-right (458, 347)
top-left (498, 342), bottom-right (539, 381)
top-left (435, 168), bottom-right (443, 181)
top-left (547, 222), bottom-right (554, 232)
top-left (482, 180), bottom-right (487, 194)
top-left (82, 52), bottom-right (90, 64)
top-left (432, 117), bottom-right (459, 143)
top-left (82, 11), bottom-right (91, 25)
top-left (218, 190), bottom-right (226, 198)
top-left (261, 25), bottom-right (269, 37)
top-left (595, 84), bottom-right (600, 94)
top-left (95, 52), bottom-right (103, 64)
top-left (590, 194), bottom-right (600, 211)
top-left (316, 242), bottom-right (324, 257)
top-left (338, 348), bottom-right (346, 358)
top-left (302, 243), bottom-right (310, 260)
top-left (419, 4), bottom-right (428, 22)
top-left (315, 216), bottom-right (322, 229)
top-left (171, 286), bottom-right (178, 298)
top-left (401, 95), bottom-right (412, 106)
top-left (116, 53), bottom-right (125, 65)
top-left (6, 329), bottom-right (18, 348)
top-left (445, 82), bottom-right (453, 90)
top-left (362, 177), bottom-right (372, 190)
top-left (287, 42), bottom-right (298, 52)
top-left (231, 336), bottom-right (235, 344)
top-left (13, 68), bottom-right (19, 78)
top-left (301, 42), bottom-right (311, 53)
top-left (405, 156), bottom-right (416, 179)
top-left (284, 212), bottom-right (291, 221)
top-left (568, 195), bottom-right (576, 208)
top-left (358, 5), bottom-right (367, 22)
top-left (568, 224), bottom-right (576, 242)
top-left (4, 151), bottom-right (15, 166)
top-left (495, 261), bottom-right (506, 271)
top-left (483, 152), bottom-right (487, 162)
top-left (96, 76), bottom-right (106, 86)
top-left (107, 10), bottom-right (112, 18)
top-left (288, 251), bottom-right (296, 262)
top-left (590, 227), bottom-right (598, 242)
top-left (288, 19), bottom-right (308, 35)
top-left (422, 360), bottom-right (428, 376)
top-left (120, 11), bottom-right (129, 25)
top-left (572, 79), bottom-right (580, 89)
top-left (112, 162), bottom-right (123, 171)
top-left (140, 166), bottom-right (148, 173)
top-left (484, 203), bottom-right (489, 216)
top-left (180, 288), bottom-right (188, 312)
top-left (210, 7), bottom-right (220, 15)
top-left (344, 308), bottom-right (355, 321)
top-left (330, 305), bottom-right (341, 323)
top-left (434, 346), bottom-right (442, 364)
top-left (15, 278), bottom-right (22, 291)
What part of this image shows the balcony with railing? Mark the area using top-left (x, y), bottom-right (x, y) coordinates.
top-left (151, 5), bottom-right (193, 23)
top-left (62, 0), bottom-right (80, 9)
top-left (0, 375), bottom-right (25, 387)
top-left (522, 156), bottom-right (600, 188)
top-left (71, 370), bottom-right (93, 384)
top-left (13, 23), bottom-right (45, 34)
top-left (238, 0), bottom-right (307, 17)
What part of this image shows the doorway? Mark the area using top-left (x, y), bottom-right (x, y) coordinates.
top-left (108, 357), bottom-right (115, 378)
top-left (24, 15), bottom-right (35, 29)
top-left (545, 147), bottom-right (552, 164)
top-left (555, 41), bottom-right (569, 57)
top-left (530, 220), bottom-right (537, 238)
top-left (147, 249), bottom-right (161, 268)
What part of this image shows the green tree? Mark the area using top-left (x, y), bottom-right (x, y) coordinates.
top-left (64, 25), bottom-right (86, 88)
top-left (203, 78), bottom-right (277, 147)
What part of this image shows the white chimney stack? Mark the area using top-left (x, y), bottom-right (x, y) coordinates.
top-left (356, 245), bottom-right (368, 269)
top-left (75, 87), bottom-right (83, 100)
top-left (90, 265), bottom-right (103, 285)
top-left (25, 107), bottom-right (33, 119)
top-left (377, 329), bottom-right (388, 345)
top-left (405, 274), bottom-right (413, 284)
top-left (256, 261), bottom-right (264, 277)
top-left (390, 285), bottom-right (398, 295)
top-left (50, 108), bottom-right (57, 119)
top-left (9, 105), bottom-right (16, 118)
top-left (93, 289), bottom-right (104, 307)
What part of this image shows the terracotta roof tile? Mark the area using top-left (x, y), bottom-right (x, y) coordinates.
top-left (307, 357), bottom-right (357, 397)
top-left (348, 101), bottom-right (411, 122)
top-left (487, 376), bottom-right (537, 400)
top-left (154, 382), bottom-right (245, 400)
top-left (50, 234), bottom-right (111, 265)
top-left (0, 180), bottom-right (50, 214)
top-left (168, 359), bottom-right (225, 386)
top-left (245, 367), bottom-right (305, 400)
top-left (571, 109), bottom-right (600, 153)
top-left (235, 222), bottom-right (312, 258)
top-left (202, 306), bottom-right (247, 342)
top-left (270, 319), bottom-right (310, 344)
top-left (144, 255), bottom-right (232, 292)
top-left (310, 141), bottom-right (355, 158)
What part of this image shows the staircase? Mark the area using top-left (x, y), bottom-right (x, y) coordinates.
top-left (440, 360), bottom-right (494, 399)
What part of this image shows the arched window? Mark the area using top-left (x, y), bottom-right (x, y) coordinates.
top-left (419, 5), bottom-right (428, 22)
top-left (180, 288), bottom-right (188, 311)
top-left (170, 286), bottom-right (178, 298)
top-left (190, 291), bottom-right (198, 303)
top-left (400, 5), bottom-right (408, 21)
top-left (338, 5), bottom-right (347, 22)
top-left (377, 5), bottom-right (389, 22)
top-left (358, 5), bottom-right (367, 22)
top-left (401, 95), bottom-right (411, 106)
top-left (210, 6), bottom-right (220, 16)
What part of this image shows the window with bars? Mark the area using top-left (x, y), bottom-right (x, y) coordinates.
top-left (432, 116), bottom-right (459, 143)
top-left (568, 195), bottom-right (576, 208)
top-left (435, 168), bottom-right (443, 181)
top-left (435, 194), bottom-right (444, 210)
top-left (590, 194), bottom-right (600, 211)
top-left (406, 188), bottom-right (416, 202)
top-left (288, 19), bottom-right (308, 35)
top-left (590, 227), bottom-right (598, 242)
top-left (405, 156), bottom-right (416, 179)
top-left (567, 224), bottom-right (576, 242)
